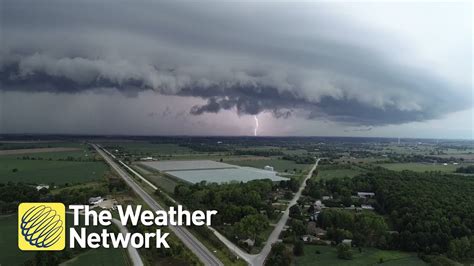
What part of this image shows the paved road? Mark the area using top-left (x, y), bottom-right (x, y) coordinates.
top-left (67, 210), bottom-right (144, 266)
top-left (206, 159), bottom-right (320, 265)
top-left (251, 159), bottom-right (320, 265)
top-left (93, 144), bottom-right (223, 266)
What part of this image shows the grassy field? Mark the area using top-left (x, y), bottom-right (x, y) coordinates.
top-left (0, 141), bottom-right (83, 150)
top-left (0, 215), bottom-right (34, 265)
top-left (379, 162), bottom-right (471, 173)
top-left (0, 214), bottom-right (130, 266)
top-left (61, 248), bottom-right (129, 266)
top-left (226, 158), bottom-right (312, 173)
top-left (5, 150), bottom-right (97, 160)
top-left (0, 156), bottom-right (107, 184)
top-left (317, 168), bottom-right (364, 180)
top-left (133, 164), bottom-right (179, 193)
top-left (101, 142), bottom-right (193, 155)
top-left (296, 245), bottom-right (426, 266)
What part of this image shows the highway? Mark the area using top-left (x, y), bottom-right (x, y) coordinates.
top-left (93, 144), bottom-right (223, 266)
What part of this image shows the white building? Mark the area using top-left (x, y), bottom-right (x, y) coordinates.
top-left (361, 204), bottom-right (374, 210)
top-left (264, 165), bottom-right (274, 172)
top-left (89, 196), bottom-right (103, 205)
top-left (36, 184), bottom-right (49, 191)
top-left (357, 192), bottom-right (375, 198)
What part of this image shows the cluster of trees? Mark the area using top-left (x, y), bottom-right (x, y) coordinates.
top-left (0, 182), bottom-right (46, 214)
top-left (16, 155), bottom-right (98, 162)
top-left (305, 167), bottom-right (474, 259)
top-left (384, 154), bottom-right (460, 164)
top-left (174, 179), bottom-right (276, 225)
top-left (447, 236), bottom-right (474, 261)
top-left (234, 149), bottom-right (283, 157)
top-left (50, 184), bottom-right (109, 206)
top-left (267, 243), bottom-right (293, 266)
top-left (281, 155), bottom-right (315, 164)
top-left (319, 209), bottom-right (389, 248)
top-left (174, 180), bottom-right (279, 248)
top-left (303, 177), bottom-right (373, 208)
top-left (455, 165), bottom-right (474, 174)
top-left (179, 143), bottom-right (230, 153)
top-left (369, 170), bottom-right (474, 255)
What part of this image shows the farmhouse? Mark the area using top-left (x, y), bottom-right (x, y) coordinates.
top-left (264, 165), bottom-right (274, 171)
top-left (357, 192), bottom-right (375, 199)
top-left (89, 196), bottom-right (103, 205)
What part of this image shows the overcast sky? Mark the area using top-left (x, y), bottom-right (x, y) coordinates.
top-left (0, 0), bottom-right (472, 139)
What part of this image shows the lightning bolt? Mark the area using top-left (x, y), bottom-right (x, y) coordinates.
top-left (254, 115), bottom-right (259, 136)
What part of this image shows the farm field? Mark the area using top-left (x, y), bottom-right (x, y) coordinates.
top-left (295, 245), bottom-right (426, 266)
top-left (0, 156), bottom-right (107, 184)
top-left (100, 142), bottom-right (193, 155)
top-left (379, 162), bottom-right (471, 173)
top-left (317, 168), bottom-right (364, 180)
top-left (0, 147), bottom-right (82, 156)
top-left (61, 248), bottom-right (129, 266)
top-left (133, 164), bottom-right (179, 193)
top-left (0, 214), bottom-right (129, 266)
top-left (0, 215), bottom-right (34, 266)
top-left (0, 141), bottom-right (83, 150)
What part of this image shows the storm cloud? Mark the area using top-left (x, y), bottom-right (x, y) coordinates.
top-left (0, 1), bottom-right (471, 126)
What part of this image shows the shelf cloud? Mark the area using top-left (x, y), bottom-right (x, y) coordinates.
top-left (0, 1), bottom-right (471, 126)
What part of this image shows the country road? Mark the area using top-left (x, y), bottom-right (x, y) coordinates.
top-left (93, 144), bottom-right (223, 266)
top-left (251, 159), bottom-right (320, 265)
top-left (207, 159), bottom-right (320, 265)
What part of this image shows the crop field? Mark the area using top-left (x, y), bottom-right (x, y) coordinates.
top-left (0, 156), bottom-right (107, 184)
top-left (317, 168), bottom-right (364, 180)
top-left (61, 248), bottom-right (129, 266)
top-left (295, 245), bottom-right (426, 266)
top-left (0, 215), bottom-right (34, 266)
top-left (379, 162), bottom-right (471, 173)
top-left (225, 158), bottom-right (312, 173)
top-left (133, 165), bottom-right (178, 193)
top-left (0, 214), bottom-right (129, 266)
top-left (0, 141), bottom-right (83, 150)
top-left (0, 147), bottom-right (82, 156)
top-left (100, 142), bottom-right (193, 155)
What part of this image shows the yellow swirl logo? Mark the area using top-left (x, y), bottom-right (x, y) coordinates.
top-left (18, 203), bottom-right (65, 251)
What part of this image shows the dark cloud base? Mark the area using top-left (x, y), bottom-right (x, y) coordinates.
top-left (0, 60), bottom-right (454, 126)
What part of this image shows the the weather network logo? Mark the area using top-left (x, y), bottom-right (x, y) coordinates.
top-left (18, 203), bottom-right (66, 251)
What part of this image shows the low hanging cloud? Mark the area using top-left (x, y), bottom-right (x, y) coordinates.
top-left (0, 1), bottom-right (471, 126)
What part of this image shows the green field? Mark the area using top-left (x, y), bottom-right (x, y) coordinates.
top-left (0, 141), bottom-right (83, 150)
top-left (61, 248), bottom-right (129, 266)
top-left (296, 245), bottom-right (426, 266)
top-left (379, 162), bottom-right (471, 173)
top-left (0, 156), bottom-right (107, 184)
top-left (101, 142), bottom-right (193, 155)
top-left (133, 164), bottom-right (179, 193)
top-left (317, 168), bottom-right (364, 180)
top-left (0, 215), bottom-right (34, 265)
top-left (226, 158), bottom-right (311, 173)
top-left (0, 214), bottom-right (129, 266)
